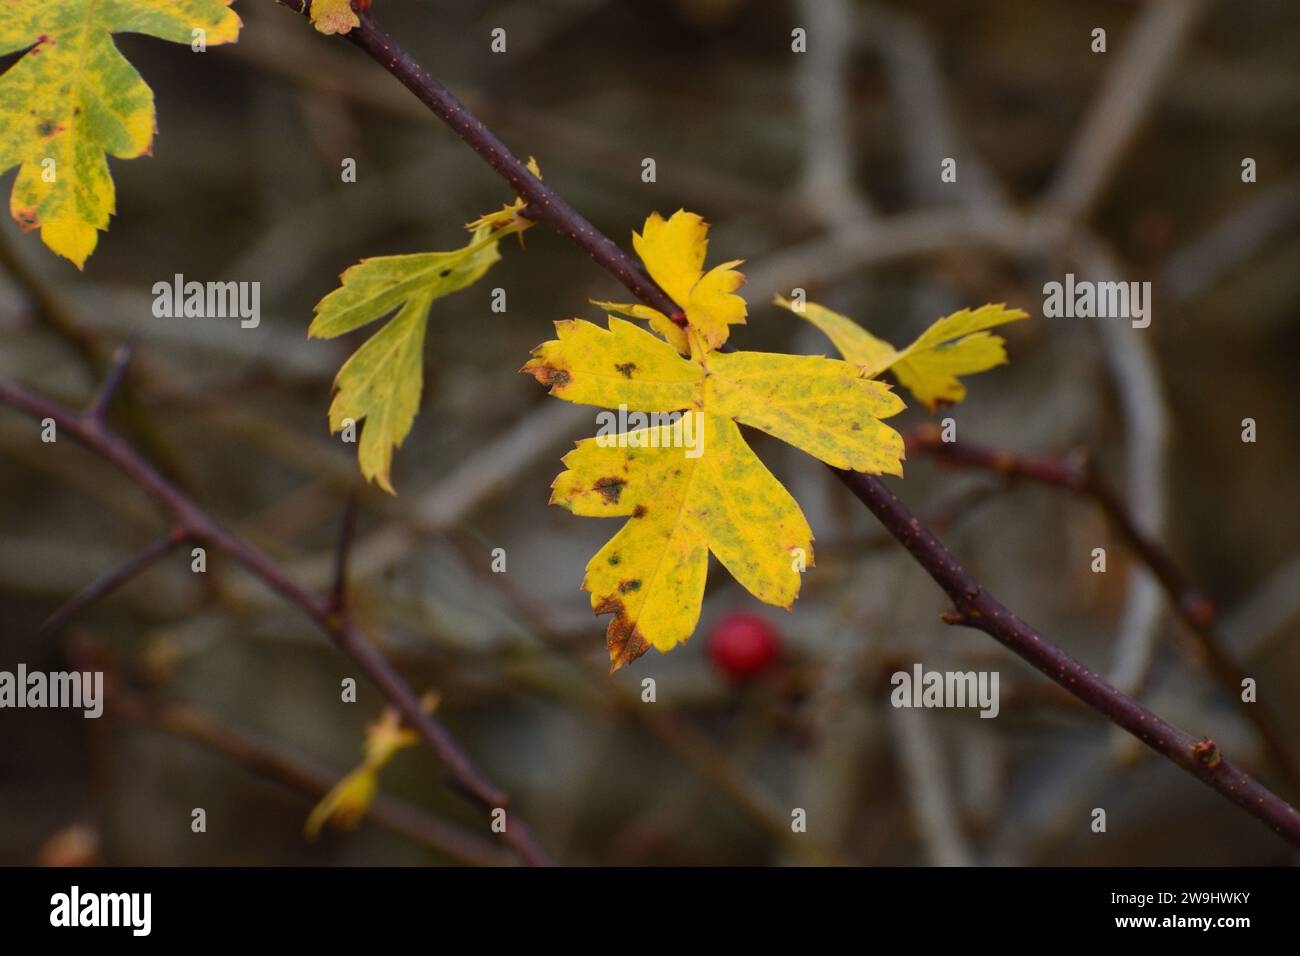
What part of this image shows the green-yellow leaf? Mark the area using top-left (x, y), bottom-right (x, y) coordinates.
top-left (777, 296), bottom-right (1029, 410)
top-left (324, 289), bottom-right (434, 496)
top-left (0, 0), bottom-right (241, 267)
top-left (312, 164), bottom-right (540, 492)
top-left (311, 227), bottom-right (505, 493)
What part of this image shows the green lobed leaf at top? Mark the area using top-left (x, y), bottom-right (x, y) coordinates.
top-left (0, 0), bottom-right (241, 267)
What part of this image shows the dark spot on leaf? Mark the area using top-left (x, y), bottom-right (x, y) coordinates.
top-left (850, 421), bottom-right (861, 431)
top-left (632, 504), bottom-right (647, 518)
top-left (614, 362), bottom-right (637, 378)
top-left (618, 579), bottom-right (642, 594)
top-left (439, 268), bottom-right (451, 277)
top-left (607, 553), bottom-right (620, 566)
top-left (15, 208), bottom-right (39, 231)
top-left (594, 476), bottom-right (625, 504)
top-left (36, 119), bottom-right (61, 138)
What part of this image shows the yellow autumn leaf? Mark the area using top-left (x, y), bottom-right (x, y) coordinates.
top-left (776, 296), bottom-right (1029, 410)
top-left (312, 173), bottom-right (537, 493)
top-left (524, 316), bottom-right (903, 669)
top-left (521, 316), bottom-right (704, 412)
top-left (523, 317), bottom-right (904, 472)
top-left (310, 0), bottom-right (360, 35)
top-left (305, 694), bottom-right (437, 841)
top-left (304, 766), bottom-right (378, 840)
top-left (552, 417), bottom-right (811, 669)
top-left (598, 210), bottom-right (746, 352)
top-left (0, 0), bottom-right (241, 268)
top-left (591, 299), bottom-right (689, 355)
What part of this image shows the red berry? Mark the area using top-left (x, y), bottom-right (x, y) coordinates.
top-left (708, 611), bottom-right (781, 681)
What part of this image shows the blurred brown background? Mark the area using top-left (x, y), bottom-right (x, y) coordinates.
top-left (1, 0), bottom-right (1298, 865)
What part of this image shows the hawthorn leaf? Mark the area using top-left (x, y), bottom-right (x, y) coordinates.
top-left (777, 296), bottom-right (1029, 410)
top-left (304, 766), bottom-right (377, 840)
top-left (312, 226), bottom-right (508, 493)
top-left (773, 297), bottom-right (896, 375)
top-left (0, 0), bottom-right (242, 267)
top-left (323, 289), bottom-right (434, 496)
top-left (598, 210), bottom-right (746, 352)
top-left (305, 694), bottom-right (437, 840)
top-left (523, 316), bottom-right (905, 473)
top-left (525, 315), bottom-right (904, 668)
top-left (551, 417), bottom-right (811, 670)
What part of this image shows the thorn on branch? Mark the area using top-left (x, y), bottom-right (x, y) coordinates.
top-left (87, 333), bottom-right (138, 423)
top-left (328, 493), bottom-right (359, 614)
top-left (40, 526), bottom-right (188, 639)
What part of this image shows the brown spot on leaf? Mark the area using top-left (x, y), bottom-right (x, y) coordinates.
top-left (618, 579), bottom-right (642, 594)
top-left (632, 504), bottom-right (647, 518)
top-left (36, 119), bottom-right (62, 138)
top-left (614, 362), bottom-right (637, 378)
top-left (593, 476), bottom-right (625, 504)
top-left (607, 553), bottom-right (620, 566)
top-left (14, 208), bottom-right (39, 231)
top-left (596, 596), bottom-right (650, 672)
top-left (528, 365), bottom-right (571, 389)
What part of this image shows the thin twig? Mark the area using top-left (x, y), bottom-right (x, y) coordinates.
top-left (39, 527), bottom-right (188, 638)
top-left (794, 0), bottom-right (873, 224)
top-left (1042, 0), bottom-right (1209, 223)
top-left (887, 707), bottom-right (975, 866)
top-left (112, 693), bottom-right (513, 867)
top-left (0, 375), bottom-right (551, 866)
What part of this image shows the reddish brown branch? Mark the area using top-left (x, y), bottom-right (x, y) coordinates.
top-left (0, 376), bottom-right (550, 866)
top-left (907, 424), bottom-right (1300, 792)
top-left (275, 5), bottom-right (1300, 847)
